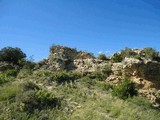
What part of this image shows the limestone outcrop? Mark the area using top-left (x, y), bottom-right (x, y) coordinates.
top-left (36, 46), bottom-right (160, 104)
top-left (106, 57), bottom-right (160, 104)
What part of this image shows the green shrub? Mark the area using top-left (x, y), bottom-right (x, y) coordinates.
top-left (133, 55), bottom-right (142, 60)
top-left (98, 54), bottom-right (107, 60)
top-left (121, 47), bottom-right (136, 58)
top-left (17, 89), bottom-right (62, 113)
top-left (21, 81), bottom-right (40, 91)
top-left (142, 47), bottom-right (160, 61)
top-left (95, 81), bottom-right (113, 91)
top-left (127, 96), bottom-right (152, 109)
top-left (86, 64), bottom-right (111, 81)
top-left (0, 74), bottom-right (10, 85)
top-left (0, 75), bottom-right (6, 84)
top-left (87, 71), bottom-right (107, 81)
top-left (111, 53), bottom-right (123, 63)
top-left (112, 79), bottom-right (138, 100)
top-left (101, 63), bottom-right (112, 75)
top-left (21, 60), bottom-right (36, 70)
top-left (51, 71), bottom-right (70, 84)
top-left (17, 68), bottom-right (32, 79)
top-left (0, 47), bottom-right (26, 64)
top-left (51, 71), bottom-right (82, 85)
top-left (33, 70), bottom-right (52, 78)
top-left (69, 71), bottom-right (83, 80)
top-left (35, 89), bottom-right (61, 108)
top-left (111, 48), bottom-right (134, 62)
top-left (2, 69), bottom-right (18, 77)
top-left (0, 70), bottom-right (17, 85)
top-left (0, 83), bottom-right (20, 101)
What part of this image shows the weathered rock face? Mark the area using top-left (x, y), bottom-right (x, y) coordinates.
top-left (36, 46), bottom-right (160, 104)
top-left (106, 57), bottom-right (160, 104)
top-left (73, 59), bottom-right (109, 73)
top-left (35, 46), bottom-right (96, 71)
top-left (123, 58), bottom-right (160, 81)
top-left (107, 58), bottom-right (160, 83)
top-left (107, 63), bottom-right (123, 84)
top-left (35, 46), bottom-right (160, 103)
top-left (36, 57), bottom-right (109, 72)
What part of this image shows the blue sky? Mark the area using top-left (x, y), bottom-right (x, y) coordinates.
top-left (0, 0), bottom-right (160, 61)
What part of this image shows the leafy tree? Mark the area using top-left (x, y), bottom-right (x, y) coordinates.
top-left (98, 54), bottom-right (107, 60)
top-left (0, 47), bottom-right (26, 64)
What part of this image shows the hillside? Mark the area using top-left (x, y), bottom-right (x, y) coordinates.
top-left (1, 45), bottom-right (160, 120)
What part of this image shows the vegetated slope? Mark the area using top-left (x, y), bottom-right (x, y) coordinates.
top-left (1, 45), bottom-right (160, 120)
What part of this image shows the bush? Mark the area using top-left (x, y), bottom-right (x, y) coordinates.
top-left (51, 71), bottom-right (82, 85)
top-left (111, 53), bottom-right (123, 63)
top-left (0, 47), bottom-right (26, 64)
top-left (33, 70), bottom-right (52, 78)
top-left (20, 60), bottom-right (36, 70)
top-left (86, 64), bottom-right (111, 81)
top-left (95, 81), bottom-right (113, 91)
top-left (0, 74), bottom-right (10, 85)
top-left (21, 81), bottom-right (40, 91)
top-left (0, 83), bottom-right (20, 101)
top-left (121, 47), bottom-right (136, 58)
top-left (2, 69), bottom-right (18, 77)
top-left (87, 71), bottom-right (107, 81)
top-left (98, 54), bottom-right (107, 60)
top-left (17, 68), bottom-right (32, 79)
top-left (0, 70), bottom-right (18, 85)
top-left (127, 96), bottom-right (152, 109)
top-left (142, 47), bottom-right (160, 61)
top-left (101, 63), bottom-right (112, 75)
top-left (17, 89), bottom-right (62, 113)
top-left (112, 79), bottom-right (138, 100)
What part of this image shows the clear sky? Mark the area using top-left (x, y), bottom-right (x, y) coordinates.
top-left (0, 0), bottom-right (160, 61)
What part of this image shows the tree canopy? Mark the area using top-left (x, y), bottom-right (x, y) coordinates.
top-left (0, 47), bottom-right (26, 64)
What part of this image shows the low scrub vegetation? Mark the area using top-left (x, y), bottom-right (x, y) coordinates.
top-left (51, 71), bottom-right (82, 85)
top-left (17, 89), bottom-right (62, 113)
top-left (0, 69), bottom-right (18, 84)
top-left (1, 71), bottom-right (160, 120)
top-left (112, 79), bottom-right (138, 99)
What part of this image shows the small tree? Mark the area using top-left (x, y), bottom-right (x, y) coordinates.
top-left (112, 79), bottom-right (138, 100)
top-left (111, 53), bottom-right (123, 63)
top-left (98, 54), bottom-right (107, 60)
top-left (0, 47), bottom-right (26, 64)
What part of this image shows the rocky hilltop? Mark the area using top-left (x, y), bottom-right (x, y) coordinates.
top-left (2, 45), bottom-right (159, 104)
top-left (35, 45), bottom-right (160, 104)
top-left (1, 45), bottom-right (160, 119)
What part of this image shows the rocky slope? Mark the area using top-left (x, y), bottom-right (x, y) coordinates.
top-left (35, 46), bottom-right (160, 105)
top-left (108, 58), bottom-right (160, 104)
